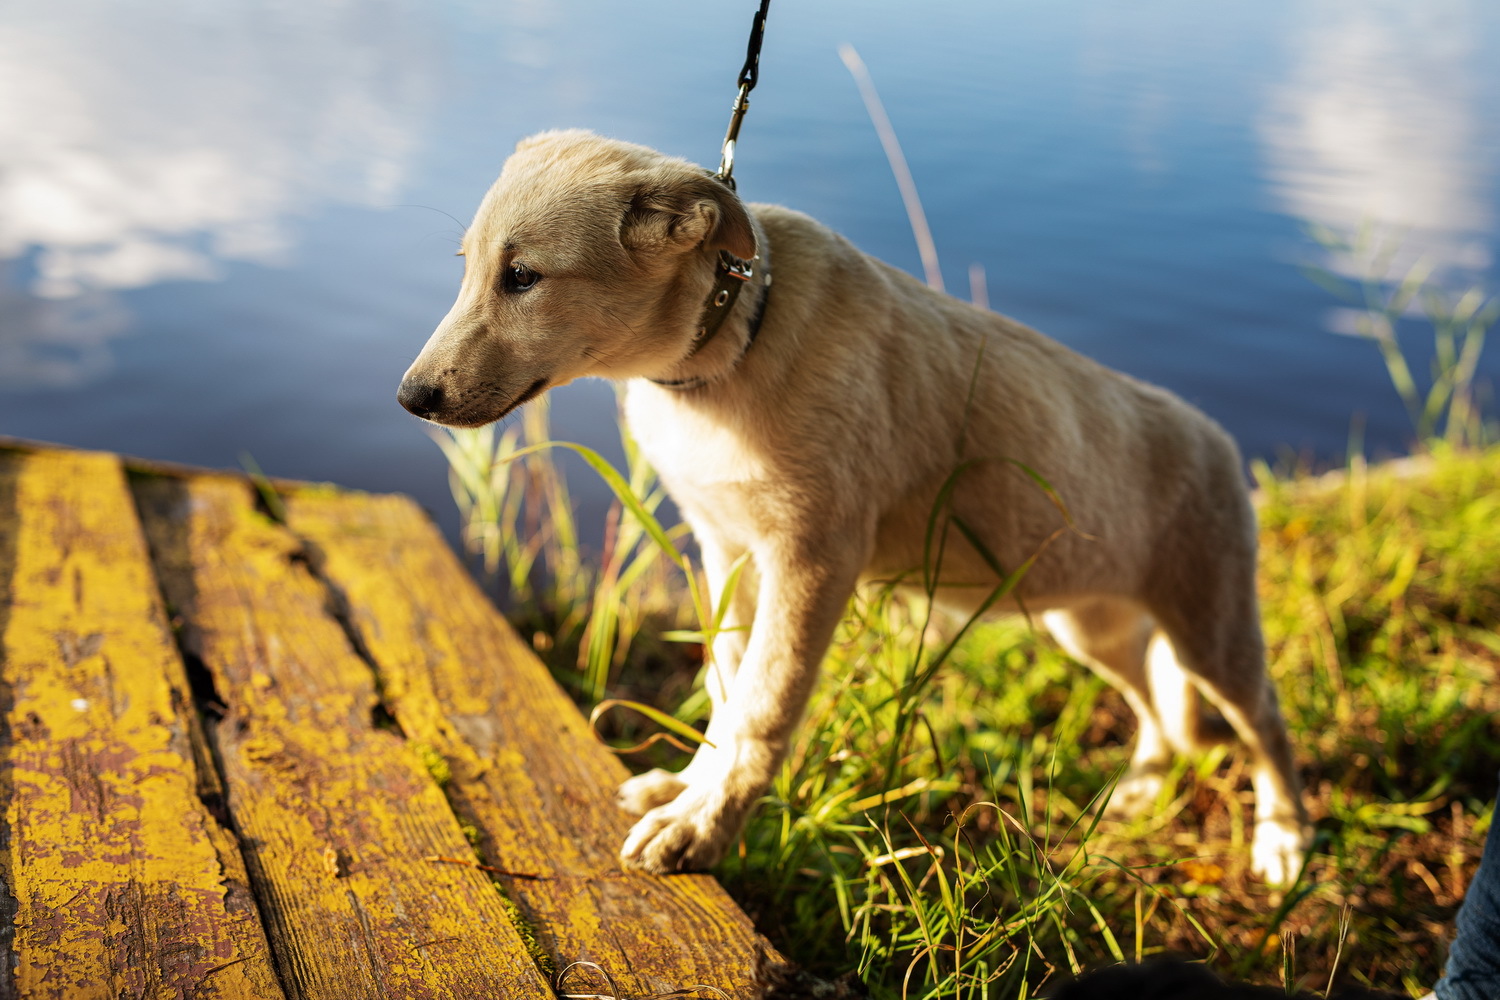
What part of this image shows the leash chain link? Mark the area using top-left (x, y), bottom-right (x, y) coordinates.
top-left (716, 0), bottom-right (771, 190)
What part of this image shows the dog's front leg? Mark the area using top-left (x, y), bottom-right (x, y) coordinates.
top-left (620, 527), bottom-right (870, 873)
top-left (618, 537), bottom-right (755, 816)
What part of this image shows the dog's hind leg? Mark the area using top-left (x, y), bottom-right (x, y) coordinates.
top-left (1043, 599), bottom-right (1178, 819)
top-left (618, 535), bottom-right (757, 816)
top-left (1150, 587), bottom-right (1308, 884)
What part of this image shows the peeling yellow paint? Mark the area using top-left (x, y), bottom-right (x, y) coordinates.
top-left (0, 451), bottom-right (284, 999)
top-left (0, 446), bottom-right (775, 998)
top-left (284, 490), bottom-right (773, 999)
top-left (133, 474), bottom-right (553, 1000)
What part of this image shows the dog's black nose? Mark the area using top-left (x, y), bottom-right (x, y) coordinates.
top-left (397, 379), bottom-right (444, 418)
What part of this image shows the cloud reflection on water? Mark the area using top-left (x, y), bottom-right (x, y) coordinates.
top-left (1259, 0), bottom-right (1495, 281)
top-left (0, 0), bottom-right (434, 385)
top-left (0, 265), bottom-right (128, 388)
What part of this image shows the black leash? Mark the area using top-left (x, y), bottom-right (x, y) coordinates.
top-left (651, 1), bottom-right (774, 391)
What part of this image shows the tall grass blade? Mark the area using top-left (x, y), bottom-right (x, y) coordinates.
top-left (839, 43), bottom-right (943, 292)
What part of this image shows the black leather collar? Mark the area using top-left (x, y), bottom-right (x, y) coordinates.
top-left (649, 248), bottom-right (770, 391)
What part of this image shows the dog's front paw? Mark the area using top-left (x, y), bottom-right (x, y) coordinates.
top-left (617, 768), bottom-right (688, 815)
top-left (1251, 818), bottom-right (1309, 885)
top-left (619, 791), bottom-right (737, 874)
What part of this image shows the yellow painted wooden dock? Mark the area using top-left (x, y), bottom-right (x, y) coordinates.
top-left (0, 440), bottom-right (773, 999)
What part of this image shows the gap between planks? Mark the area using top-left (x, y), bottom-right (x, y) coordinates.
top-left (281, 485), bottom-right (777, 999)
top-left (130, 471), bottom-right (554, 1000)
top-left (0, 440), bottom-right (778, 999)
top-left (0, 447), bottom-right (285, 999)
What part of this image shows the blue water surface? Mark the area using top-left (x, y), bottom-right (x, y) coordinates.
top-left (1, 0), bottom-right (1497, 543)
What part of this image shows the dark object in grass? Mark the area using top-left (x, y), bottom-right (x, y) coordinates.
top-left (752, 946), bottom-right (869, 999)
top-left (1051, 958), bottom-right (1405, 1000)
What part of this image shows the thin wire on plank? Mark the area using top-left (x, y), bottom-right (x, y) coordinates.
top-left (556, 960), bottom-right (732, 1000)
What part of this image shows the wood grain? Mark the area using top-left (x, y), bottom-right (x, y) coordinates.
top-left (132, 474), bottom-right (552, 1000)
top-left (0, 448), bottom-right (284, 1000)
top-left (282, 487), bottom-right (774, 999)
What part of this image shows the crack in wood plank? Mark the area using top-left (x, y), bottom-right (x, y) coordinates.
top-left (0, 448), bottom-right (285, 999)
top-left (282, 487), bottom-right (777, 999)
top-left (132, 473), bottom-right (553, 1000)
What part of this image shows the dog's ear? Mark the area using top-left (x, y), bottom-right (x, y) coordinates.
top-left (621, 171), bottom-right (756, 260)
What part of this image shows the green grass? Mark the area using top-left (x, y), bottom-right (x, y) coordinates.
top-left (437, 388), bottom-right (1500, 996)
top-left (722, 444), bottom-right (1500, 998)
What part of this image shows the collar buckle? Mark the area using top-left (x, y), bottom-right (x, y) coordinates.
top-left (721, 250), bottom-right (754, 283)
top-left (687, 250), bottom-right (756, 355)
top-left (647, 243), bottom-right (770, 392)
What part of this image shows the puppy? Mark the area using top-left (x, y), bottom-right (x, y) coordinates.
top-left (399, 130), bottom-right (1308, 882)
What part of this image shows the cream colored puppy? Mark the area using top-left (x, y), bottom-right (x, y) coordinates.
top-left (399, 130), bottom-right (1309, 883)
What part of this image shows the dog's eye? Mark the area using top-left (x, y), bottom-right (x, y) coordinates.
top-left (504, 262), bottom-right (540, 293)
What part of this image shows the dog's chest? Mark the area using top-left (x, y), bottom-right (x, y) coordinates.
top-left (624, 389), bottom-right (769, 498)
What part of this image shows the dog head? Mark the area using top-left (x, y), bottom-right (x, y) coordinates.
top-left (398, 129), bottom-right (756, 427)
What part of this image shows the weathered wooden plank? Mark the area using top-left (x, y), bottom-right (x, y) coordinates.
top-left (0, 448), bottom-right (284, 999)
top-left (131, 475), bottom-right (552, 1000)
top-left (282, 487), bottom-right (774, 999)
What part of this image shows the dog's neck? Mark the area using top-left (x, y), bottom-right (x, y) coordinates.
top-left (647, 226), bottom-right (772, 392)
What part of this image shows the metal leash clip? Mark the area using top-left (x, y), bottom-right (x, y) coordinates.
top-left (715, 0), bottom-right (771, 190)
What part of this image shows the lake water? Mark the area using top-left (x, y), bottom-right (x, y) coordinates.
top-left (3, 0), bottom-right (1498, 545)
